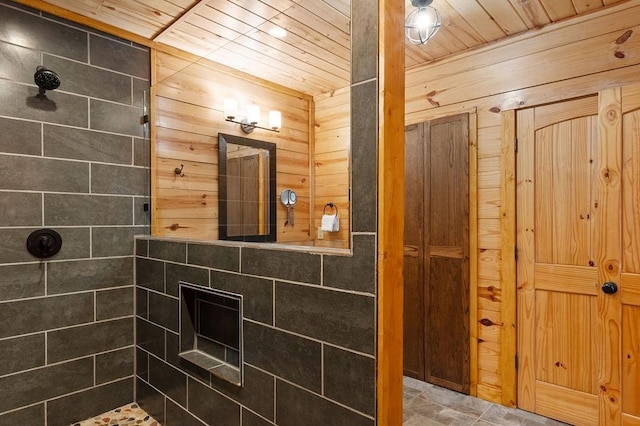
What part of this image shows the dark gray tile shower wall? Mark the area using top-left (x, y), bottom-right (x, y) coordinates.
top-left (0, 2), bottom-right (150, 425)
top-left (133, 0), bottom-right (380, 424)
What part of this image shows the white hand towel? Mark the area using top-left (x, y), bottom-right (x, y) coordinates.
top-left (321, 214), bottom-right (339, 232)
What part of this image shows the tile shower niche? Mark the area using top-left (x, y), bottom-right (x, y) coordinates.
top-left (179, 281), bottom-right (244, 386)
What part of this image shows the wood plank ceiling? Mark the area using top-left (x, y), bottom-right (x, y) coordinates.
top-left (28, 0), bottom-right (630, 96)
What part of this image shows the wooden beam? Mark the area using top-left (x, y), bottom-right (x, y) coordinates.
top-left (377, 0), bottom-right (406, 424)
top-left (469, 110), bottom-right (479, 397)
top-left (11, 0), bottom-right (153, 47)
top-left (500, 110), bottom-right (517, 408)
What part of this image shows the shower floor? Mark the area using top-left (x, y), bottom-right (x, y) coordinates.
top-left (73, 403), bottom-right (158, 426)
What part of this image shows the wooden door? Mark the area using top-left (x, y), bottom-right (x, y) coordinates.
top-left (403, 114), bottom-right (470, 393)
top-left (517, 87), bottom-right (640, 425)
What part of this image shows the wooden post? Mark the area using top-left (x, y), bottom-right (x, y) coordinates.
top-left (500, 110), bottom-right (517, 407)
top-left (377, 0), bottom-right (405, 424)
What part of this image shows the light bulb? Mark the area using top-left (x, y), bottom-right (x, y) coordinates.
top-left (247, 104), bottom-right (260, 125)
top-left (269, 110), bottom-right (282, 130)
top-left (224, 99), bottom-right (238, 120)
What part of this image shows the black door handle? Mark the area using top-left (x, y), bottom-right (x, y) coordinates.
top-left (602, 282), bottom-right (618, 295)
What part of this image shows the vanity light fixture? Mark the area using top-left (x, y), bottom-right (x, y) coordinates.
top-left (405, 0), bottom-right (441, 45)
top-left (224, 99), bottom-right (281, 134)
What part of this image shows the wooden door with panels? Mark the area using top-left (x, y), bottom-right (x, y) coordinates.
top-left (403, 113), bottom-right (470, 393)
top-left (516, 87), bottom-right (640, 425)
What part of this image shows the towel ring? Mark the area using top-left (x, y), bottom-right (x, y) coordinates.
top-left (323, 202), bottom-right (338, 215)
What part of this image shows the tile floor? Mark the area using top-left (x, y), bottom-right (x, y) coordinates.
top-left (74, 403), bottom-right (159, 426)
top-left (403, 376), bottom-right (570, 426)
top-left (77, 379), bottom-right (570, 426)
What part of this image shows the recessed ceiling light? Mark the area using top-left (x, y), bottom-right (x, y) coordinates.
top-left (269, 27), bottom-right (287, 38)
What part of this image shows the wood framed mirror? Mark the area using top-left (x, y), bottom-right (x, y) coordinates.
top-left (218, 133), bottom-right (277, 242)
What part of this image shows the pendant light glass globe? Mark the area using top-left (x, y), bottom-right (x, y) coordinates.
top-left (405, 5), bottom-right (441, 45)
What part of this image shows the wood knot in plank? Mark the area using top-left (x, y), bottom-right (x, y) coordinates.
top-left (615, 51), bottom-right (626, 59)
top-left (479, 318), bottom-right (496, 327)
top-left (167, 223), bottom-right (189, 231)
top-left (489, 106), bottom-right (501, 113)
top-left (425, 90), bottom-right (440, 107)
top-left (616, 30), bottom-right (633, 44)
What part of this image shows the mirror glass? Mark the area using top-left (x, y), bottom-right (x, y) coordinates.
top-left (218, 133), bottom-right (276, 242)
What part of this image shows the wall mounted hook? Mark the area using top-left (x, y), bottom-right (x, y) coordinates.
top-left (174, 164), bottom-right (185, 177)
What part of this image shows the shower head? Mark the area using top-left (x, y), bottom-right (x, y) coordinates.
top-left (34, 66), bottom-right (60, 95)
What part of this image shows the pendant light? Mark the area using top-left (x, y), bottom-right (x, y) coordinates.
top-left (405, 0), bottom-right (441, 45)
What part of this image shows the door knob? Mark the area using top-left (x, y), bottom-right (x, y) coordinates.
top-left (602, 282), bottom-right (618, 295)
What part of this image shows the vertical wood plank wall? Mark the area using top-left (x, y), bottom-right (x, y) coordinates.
top-left (405, 0), bottom-right (640, 406)
top-left (152, 51), bottom-right (312, 242)
top-left (313, 87), bottom-right (351, 248)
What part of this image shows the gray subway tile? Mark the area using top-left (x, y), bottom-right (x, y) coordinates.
top-left (0, 292), bottom-right (93, 339)
top-left (90, 99), bottom-right (144, 137)
top-left (323, 234), bottom-right (376, 293)
top-left (44, 54), bottom-right (132, 104)
top-left (133, 79), bottom-right (150, 109)
top-left (91, 163), bottom-right (148, 196)
top-left (135, 198), bottom-right (151, 227)
top-left (0, 5), bottom-right (88, 62)
top-left (136, 257), bottom-right (164, 292)
top-left (351, 0), bottom-right (378, 83)
top-left (136, 318), bottom-right (165, 360)
top-left (166, 263), bottom-right (209, 297)
top-left (165, 399), bottom-right (206, 426)
top-left (351, 80), bottom-right (378, 233)
top-left (92, 226), bottom-right (145, 257)
top-left (0, 227), bottom-right (89, 263)
top-left (242, 409), bottom-right (274, 426)
top-left (44, 194), bottom-right (133, 226)
top-left (0, 333), bottom-right (45, 376)
top-left (136, 287), bottom-right (148, 319)
top-left (241, 248), bottom-right (321, 284)
top-left (136, 378), bottom-right (166, 425)
top-left (323, 346), bottom-right (375, 416)
top-left (134, 137), bottom-right (149, 166)
top-left (0, 357), bottom-right (93, 413)
top-left (47, 379), bottom-right (133, 426)
top-left (47, 317), bottom-right (133, 364)
top-left (136, 238), bottom-right (149, 257)
top-left (0, 40), bottom-right (40, 85)
top-left (0, 154), bottom-right (89, 193)
top-left (0, 263), bottom-right (45, 301)
top-left (187, 377), bottom-right (241, 426)
top-left (148, 355), bottom-right (187, 407)
top-left (275, 282), bottom-right (375, 354)
top-left (96, 347), bottom-right (134, 385)
top-left (0, 404), bottom-right (44, 425)
top-left (209, 364), bottom-right (275, 421)
top-left (276, 380), bottom-right (374, 426)
top-left (0, 80), bottom-right (88, 128)
top-left (209, 270), bottom-right (273, 325)
top-left (149, 240), bottom-right (186, 263)
top-left (0, 192), bottom-right (42, 226)
top-left (89, 35), bottom-right (150, 79)
top-left (244, 321), bottom-right (321, 392)
top-left (136, 347), bottom-right (149, 381)
top-left (0, 116), bottom-right (42, 155)
top-left (96, 286), bottom-right (134, 320)
top-left (187, 243), bottom-right (240, 272)
top-left (148, 292), bottom-right (179, 332)
top-left (48, 257), bottom-right (133, 294)
top-left (43, 124), bottom-right (132, 164)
